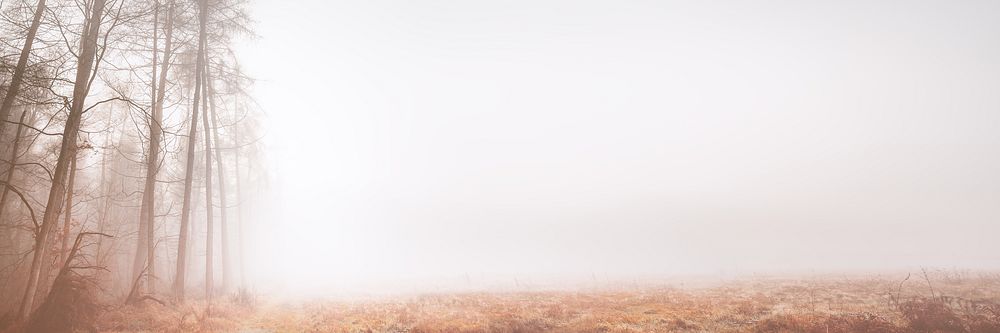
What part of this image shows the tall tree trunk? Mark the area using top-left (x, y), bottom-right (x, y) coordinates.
top-left (202, 64), bottom-right (215, 300)
top-left (0, 0), bottom-right (46, 136)
top-left (148, 1), bottom-right (174, 294)
top-left (173, 0), bottom-right (207, 302)
top-left (58, 155), bottom-right (78, 266)
top-left (17, 0), bottom-right (107, 319)
top-left (131, 2), bottom-right (158, 288)
top-left (133, 0), bottom-right (174, 296)
top-left (205, 65), bottom-right (231, 293)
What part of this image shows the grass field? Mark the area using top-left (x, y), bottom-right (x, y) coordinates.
top-left (78, 271), bottom-right (1000, 332)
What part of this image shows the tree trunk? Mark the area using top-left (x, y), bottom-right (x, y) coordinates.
top-left (205, 65), bottom-right (231, 293)
top-left (0, 0), bottom-right (46, 136)
top-left (202, 62), bottom-right (215, 300)
top-left (133, 0), bottom-right (174, 297)
top-left (17, 0), bottom-right (107, 319)
top-left (173, 0), bottom-right (207, 302)
top-left (131, 1), bottom-right (158, 288)
top-left (58, 155), bottom-right (78, 266)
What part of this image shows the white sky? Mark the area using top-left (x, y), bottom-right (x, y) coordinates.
top-left (234, 0), bottom-right (1000, 293)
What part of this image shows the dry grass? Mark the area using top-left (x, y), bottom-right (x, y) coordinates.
top-left (88, 272), bottom-right (1000, 332)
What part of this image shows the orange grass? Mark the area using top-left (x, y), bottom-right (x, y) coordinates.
top-left (90, 273), bottom-right (1000, 332)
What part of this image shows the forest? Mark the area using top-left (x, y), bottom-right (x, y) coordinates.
top-left (0, 0), bottom-right (262, 330)
top-left (1, 0), bottom-right (1000, 332)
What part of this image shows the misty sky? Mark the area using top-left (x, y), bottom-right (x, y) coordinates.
top-left (235, 0), bottom-right (1000, 291)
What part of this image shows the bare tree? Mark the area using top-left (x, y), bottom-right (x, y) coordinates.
top-left (17, 0), bottom-right (109, 319)
top-left (202, 61), bottom-right (215, 300)
top-left (173, 0), bottom-right (209, 303)
top-left (0, 0), bottom-right (46, 136)
top-left (131, 0), bottom-right (176, 298)
top-left (204, 61), bottom-right (232, 293)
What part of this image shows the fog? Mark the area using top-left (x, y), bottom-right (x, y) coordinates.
top-left (238, 0), bottom-right (1000, 294)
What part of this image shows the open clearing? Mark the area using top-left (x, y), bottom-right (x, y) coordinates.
top-left (83, 273), bottom-right (1000, 333)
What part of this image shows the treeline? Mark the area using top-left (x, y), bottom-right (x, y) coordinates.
top-left (0, 0), bottom-right (261, 323)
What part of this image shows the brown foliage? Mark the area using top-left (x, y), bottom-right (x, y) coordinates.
top-left (896, 298), bottom-right (1000, 333)
top-left (751, 313), bottom-right (901, 333)
top-left (25, 272), bottom-right (100, 333)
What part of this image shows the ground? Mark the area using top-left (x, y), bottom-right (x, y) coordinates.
top-left (71, 272), bottom-right (1000, 332)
